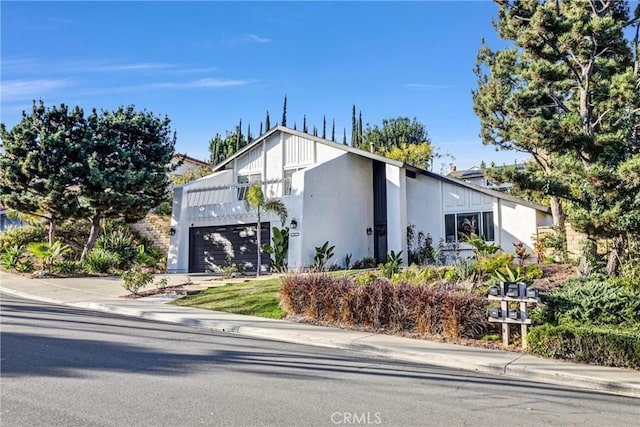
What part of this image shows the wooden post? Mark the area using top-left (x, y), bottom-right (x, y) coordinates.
top-left (501, 299), bottom-right (509, 346)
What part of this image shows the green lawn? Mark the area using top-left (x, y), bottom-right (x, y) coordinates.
top-left (171, 277), bottom-right (285, 319)
top-left (171, 270), bottom-right (362, 319)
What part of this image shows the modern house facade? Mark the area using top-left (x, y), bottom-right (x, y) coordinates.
top-left (167, 126), bottom-right (552, 273)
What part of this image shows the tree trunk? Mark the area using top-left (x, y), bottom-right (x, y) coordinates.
top-left (549, 195), bottom-right (565, 229)
top-left (255, 209), bottom-right (261, 277)
top-left (605, 234), bottom-right (624, 276)
top-left (81, 213), bottom-right (101, 261)
top-left (48, 217), bottom-right (56, 245)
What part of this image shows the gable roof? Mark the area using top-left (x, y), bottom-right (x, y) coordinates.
top-left (211, 126), bottom-right (550, 214)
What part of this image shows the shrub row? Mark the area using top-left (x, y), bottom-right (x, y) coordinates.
top-left (280, 273), bottom-right (490, 339)
top-left (537, 277), bottom-right (640, 328)
top-left (527, 324), bottom-right (640, 369)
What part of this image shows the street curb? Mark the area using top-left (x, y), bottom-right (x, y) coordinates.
top-left (2, 286), bottom-right (639, 399)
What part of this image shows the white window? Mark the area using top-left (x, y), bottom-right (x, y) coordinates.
top-left (445, 211), bottom-right (494, 242)
top-left (237, 173), bottom-right (261, 200)
top-left (283, 167), bottom-right (304, 196)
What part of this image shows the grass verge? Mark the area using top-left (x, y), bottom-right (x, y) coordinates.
top-left (171, 277), bottom-right (284, 319)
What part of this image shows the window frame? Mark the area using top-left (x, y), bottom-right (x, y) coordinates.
top-left (444, 211), bottom-right (495, 243)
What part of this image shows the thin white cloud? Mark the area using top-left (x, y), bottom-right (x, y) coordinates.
top-left (152, 78), bottom-right (254, 89)
top-left (1, 79), bottom-right (74, 101)
top-left (405, 83), bottom-right (455, 89)
top-left (89, 62), bottom-right (177, 72)
top-left (248, 34), bottom-right (271, 43)
top-left (220, 34), bottom-right (272, 47)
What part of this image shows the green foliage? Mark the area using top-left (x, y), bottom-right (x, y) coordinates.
top-left (83, 248), bottom-right (120, 274)
top-left (488, 265), bottom-right (528, 286)
top-left (450, 259), bottom-right (477, 281)
top-left (527, 324), bottom-right (640, 369)
top-left (2, 244), bottom-right (25, 270)
top-left (523, 264), bottom-right (544, 281)
top-left (0, 101), bottom-right (86, 244)
top-left (0, 224), bottom-right (47, 251)
top-left (53, 260), bottom-right (83, 275)
top-left (379, 250), bottom-right (403, 278)
top-left (383, 142), bottom-right (433, 170)
top-left (391, 266), bottom-right (438, 286)
top-left (442, 269), bottom-right (457, 281)
top-left (360, 117), bottom-right (431, 153)
top-left (121, 264), bottom-right (155, 295)
top-left (245, 184), bottom-right (288, 276)
top-left (313, 241), bottom-right (335, 271)
top-left (262, 226), bottom-right (289, 272)
top-left (539, 226), bottom-right (568, 263)
top-left (536, 278), bottom-right (640, 328)
top-left (344, 253), bottom-right (352, 270)
top-left (27, 241), bottom-right (71, 271)
top-left (466, 234), bottom-right (500, 258)
top-left (476, 252), bottom-right (514, 277)
top-left (356, 271), bottom-right (378, 287)
top-left (407, 224), bottom-right (437, 265)
top-left (353, 257), bottom-right (376, 269)
top-left (15, 259), bottom-right (35, 273)
top-left (95, 226), bottom-right (139, 270)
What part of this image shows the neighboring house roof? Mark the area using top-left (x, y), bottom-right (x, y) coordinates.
top-left (210, 126), bottom-right (550, 214)
top-left (172, 153), bottom-right (210, 167)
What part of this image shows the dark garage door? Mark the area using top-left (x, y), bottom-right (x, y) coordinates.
top-left (188, 223), bottom-right (270, 273)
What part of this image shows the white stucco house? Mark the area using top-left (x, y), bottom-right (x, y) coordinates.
top-left (167, 126), bottom-right (552, 273)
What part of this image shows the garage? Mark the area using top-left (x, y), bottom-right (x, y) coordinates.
top-left (188, 223), bottom-right (271, 273)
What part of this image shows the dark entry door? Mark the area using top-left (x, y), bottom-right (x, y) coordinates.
top-left (188, 223), bottom-right (270, 273)
top-left (372, 161), bottom-right (387, 264)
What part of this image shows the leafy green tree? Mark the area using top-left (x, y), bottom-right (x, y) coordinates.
top-left (361, 117), bottom-right (431, 153)
top-left (473, 0), bottom-right (640, 275)
top-left (0, 101), bottom-right (85, 244)
top-left (384, 142), bottom-right (434, 170)
top-left (79, 106), bottom-right (177, 259)
top-left (245, 184), bottom-right (288, 277)
top-left (209, 128), bottom-right (248, 165)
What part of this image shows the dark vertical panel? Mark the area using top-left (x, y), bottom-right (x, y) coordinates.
top-left (372, 161), bottom-right (387, 263)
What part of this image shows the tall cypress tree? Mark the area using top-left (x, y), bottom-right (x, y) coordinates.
top-left (303, 115), bottom-right (307, 133)
top-left (332, 119), bottom-right (336, 142)
top-left (343, 128), bottom-right (347, 145)
top-left (265, 111), bottom-right (271, 130)
top-left (351, 104), bottom-right (357, 147)
top-left (236, 119), bottom-right (243, 150)
top-left (322, 115), bottom-right (326, 139)
top-left (281, 95), bottom-right (287, 127)
top-left (313, 125), bottom-right (318, 137)
top-left (358, 111), bottom-right (363, 147)
top-left (259, 122), bottom-right (263, 136)
top-left (247, 123), bottom-right (252, 143)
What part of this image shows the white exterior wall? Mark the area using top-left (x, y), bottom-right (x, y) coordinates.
top-left (290, 153), bottom-right (373, 269)
top-left (406, 174), bottom-right (443, 245)
top-left (498, 199), bottom-right (543, 253)
top-left (385, 165), bottom-right (407, 264)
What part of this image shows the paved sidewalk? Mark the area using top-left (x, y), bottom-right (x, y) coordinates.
top-left (1, 270), bottom-right (638, 398)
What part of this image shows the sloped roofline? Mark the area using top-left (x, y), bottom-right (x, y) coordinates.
top-left (211, 126), bottom-right (550, 214)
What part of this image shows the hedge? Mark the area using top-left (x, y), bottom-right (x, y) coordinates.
top-left (280, 273), bottom-right (489, 339)
top-left (527, 324), bottom-right (640, 369)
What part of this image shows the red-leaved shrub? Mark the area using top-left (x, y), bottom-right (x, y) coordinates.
top-left (280, 273), bottom-right (489, 339)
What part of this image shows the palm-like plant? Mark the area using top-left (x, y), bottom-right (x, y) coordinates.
top-left (245, 184), bottom-right (288, 276)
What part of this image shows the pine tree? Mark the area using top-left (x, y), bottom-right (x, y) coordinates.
top-left (79, 106), bottom-right (177, 258)
top-left (473, 0), bottom-right (640, 274)
top-left (0, 101), bottom-right (85, 244)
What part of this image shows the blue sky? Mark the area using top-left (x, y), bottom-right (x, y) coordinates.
top-left (2, 1), bottom-right (530, 171)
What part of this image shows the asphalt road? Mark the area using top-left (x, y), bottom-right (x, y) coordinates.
top-left (1, 294), bottom-right (638, 427)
